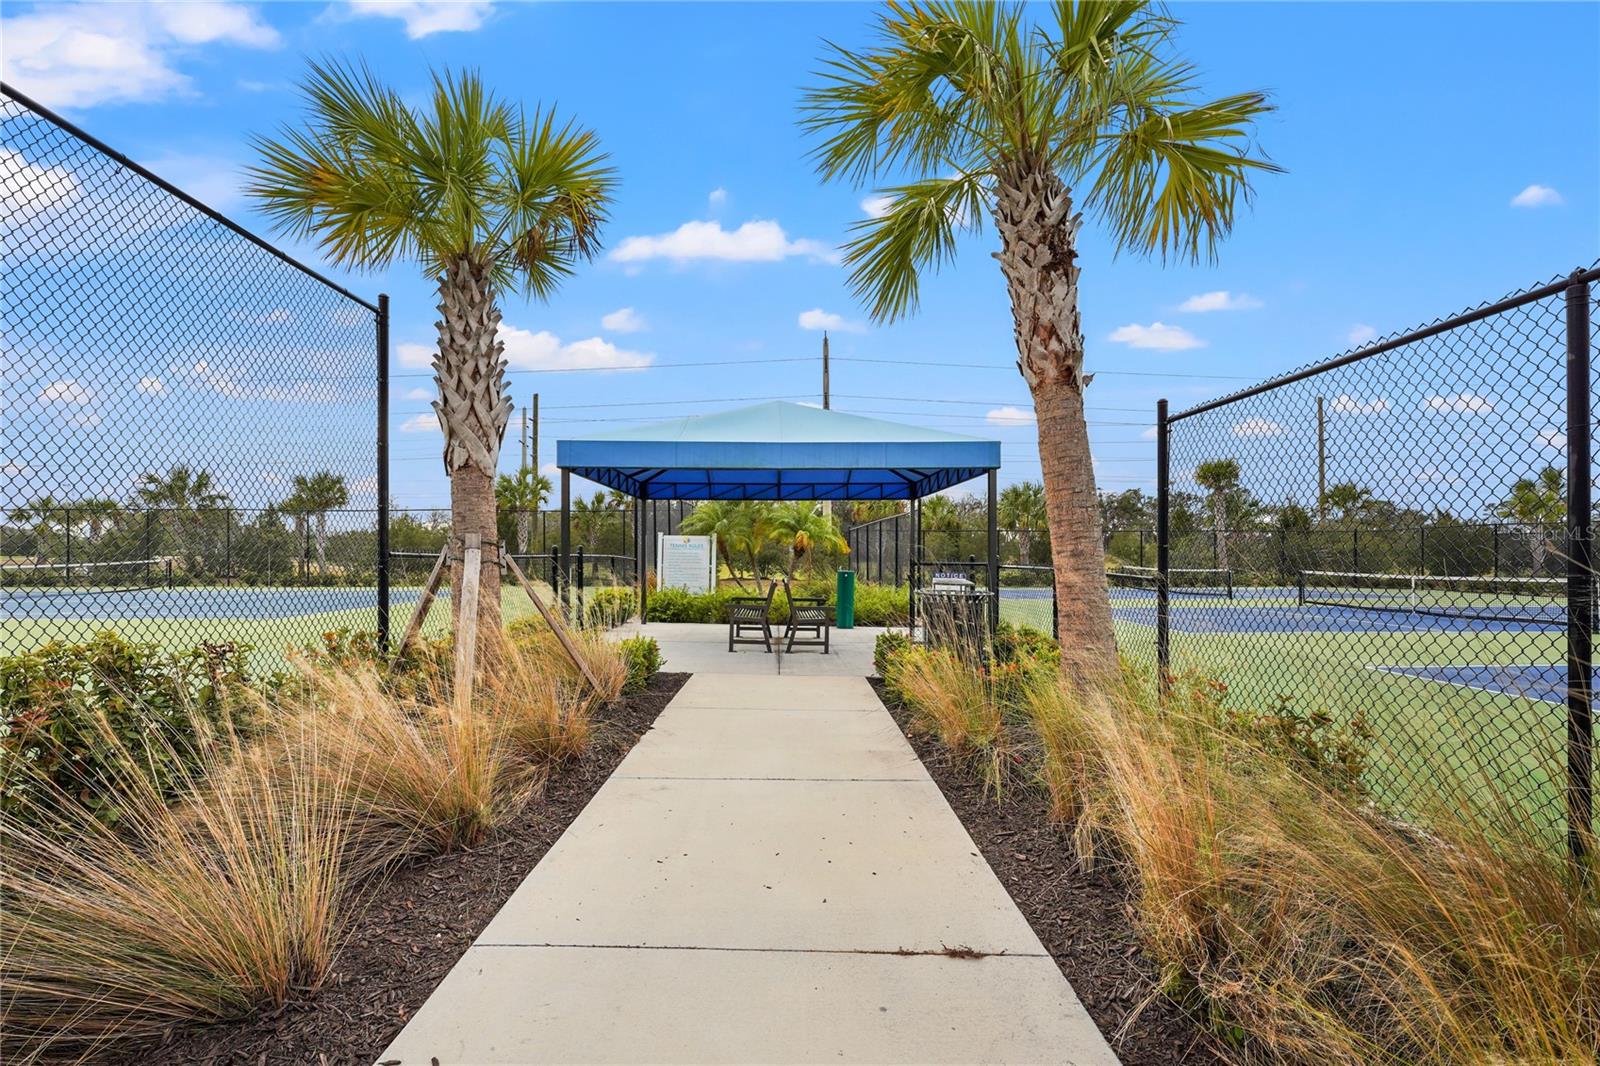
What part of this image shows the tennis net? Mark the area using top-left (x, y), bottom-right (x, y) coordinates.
top-left (0, 558), bottom-right (173, 591)
top-left (1109, 565), bottom-right (1234, 599)
top-left (1297, 570), bottom-right (1564, 625)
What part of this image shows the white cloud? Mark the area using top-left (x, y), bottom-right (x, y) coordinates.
top-left (39, 379), bottom-right (92, 405)
top-left (1536, 429), bottom-right (1567, 450)
top-left (140, 153), bottom-right (243, 211)
top-left (1424, 393), bottom-right (1494, 414)
top-left (396, 328), bottom-right (653, 373)
top-left (1510, 184), bottom-right (1563, 208)
top-left (0, 2), bottom-right (280, 109)
top-left (708, 187), bottom-right (728, 207)
top-left (344, 0), bottom-right (493, 38)
top-left (397, 342), bottom-right (435, 369)
top-left (182, 359), bottom-right (244, 398)
top-left (136, 375), bottom-right (166, 396)
top-left (1178, 290), bottom-right (1262, 313)
top-left (1347, 324), bottom-right (1378, 346)
top-left (797, 308), bottom-right (864, 333)
top-left (0, 148), bottom-right (82, 223)
top-left (601, 306), bottom-right (647, 333)
top-left (539, 461), bottom-right (559, 477)
top-left (37, 378), bottom-right (99, 425)
top-left (1329, 394), bottom-right (1389, 415)
top-left (1140, 425), bottom-right (1158, 441)
top-left (502, 326), bottom-right (653, 372)
top-left (1231, 416), bottom-right (1285, 438)
top-left (400, 412), bottom-right (441, 434)
top-left (1107, 322), bottom-right (1205, 351)
top-left (985, 406), bottom-right (1035, 426)
top-left (403, 386), bottom-right (433, 401)
top-left (861, 194), bottom-right (895, 219)
top-left (612, 219), bottom-right (835, 264)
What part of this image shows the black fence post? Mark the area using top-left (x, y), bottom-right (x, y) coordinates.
top-left (1565, 269), bottom-right (1594, 869)
top-left (894, 512), bottom-right (901, 586)
top-left (64, 507), bottom-right (71, 580)
top-left (987, 469), bottom-right (1000, 638)
top-left (376, 293), bottom-right (391, 649)
top-left (1156, 399), bottom-right (1171, 692)
top-left (575, 545), bottom-right (586, 620)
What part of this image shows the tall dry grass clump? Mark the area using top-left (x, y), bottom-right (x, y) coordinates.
top-left (1, 710), bottom-right (351, 1061)
top-left (271, 665), bottom-right (525, 872)
top-left (482, 638), bottom-right (596, 766)
top-left (1068, 673), bottom-right (1600, 1065)
top-left (890, 645), bottom-right (1011, 788)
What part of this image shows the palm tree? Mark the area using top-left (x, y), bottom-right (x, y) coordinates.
top-left (248, 60), bottom-right (615, 659)
top-left (495, 468), bottom-right (551, 553)
top-left (760, 502), bottom-right (849, 583)
top-left (7, 495), bottom-right (62, 564)
top-left (998, 481), bottom-right (1047, 563)
top-left (1194, 459), bottom-right (1241, 572)
top-left (1495, 466), bottom-right (1565, 575)
top-left (286, 471), bottom-right (349, 577)
top-left (136, 465), bottom-right (229, 576)
top-left (1320, 482), bottom-right (1374, 529)
top-left (916, 494), bottom-right (965, 562)
top-left (681, 500), bottom-right (756, 590)
top-left (801, 1), bottom-right (1277, 680)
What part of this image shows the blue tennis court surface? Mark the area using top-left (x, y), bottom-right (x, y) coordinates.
top-left (1377, 664), bottom-right (1566, 704)
top-left (1112, 599), bottom-right (1565, 635)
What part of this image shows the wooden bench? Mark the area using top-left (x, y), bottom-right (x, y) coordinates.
top-left (782, 579), bottom-right (832, 654)
top-left (728, 582), bottom-right (778, 652)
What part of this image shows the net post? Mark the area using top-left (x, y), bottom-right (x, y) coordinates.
top-left (1156, 399), bottom-right (1171, 693)
top-left (376, 293), bottom-right (391, 650)
top-left (1565, 269), bottom-right (1594, 871)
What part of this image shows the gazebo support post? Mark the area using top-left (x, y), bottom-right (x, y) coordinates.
top-left (987, 469), bottom-right (999, 639)
top-left (636, 497), bottom-right (647, 625)
top-left (559, 469), bottom-right (571, 617)
top-left (908, 495), bottom-right (919, 638)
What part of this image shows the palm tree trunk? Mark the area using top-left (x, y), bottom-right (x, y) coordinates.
top-left (435, 256), bottom-right (513, 649)
top-left (994, 168), bottom-right (1116, 682)
top-left (1211, 496), bottom-right (1229, 572)
top-left (516, 510), bottom-right (531, 554)
top-left (315, 511), bottom-right (329, 576)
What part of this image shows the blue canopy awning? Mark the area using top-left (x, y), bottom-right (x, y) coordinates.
top-left (556, 401), bottom-right (1000, 500)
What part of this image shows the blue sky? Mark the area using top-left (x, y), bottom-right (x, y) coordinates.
top-left (3, 0), bottom-right (1596, 513)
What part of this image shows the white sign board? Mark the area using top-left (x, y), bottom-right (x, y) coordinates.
top-left (657, 533), bottom-right (717, 594)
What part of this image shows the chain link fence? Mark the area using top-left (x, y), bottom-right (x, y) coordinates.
top-left (1, 85), bottom-right (386, 672)
top-left (1136, 266), bottom-right (1597, 857)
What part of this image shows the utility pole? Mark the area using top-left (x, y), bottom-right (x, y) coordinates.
top-left (520, 405), bottom-right (529, 474)
top-left (822, 331), bottom-right (830, 409)
top-left (531, 392), bottom-right (540, 475)
top-left (1316, 395), bottom-right (1327, 522)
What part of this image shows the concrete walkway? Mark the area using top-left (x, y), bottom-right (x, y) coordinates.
top-left (380, 670), bottom-right (1118, 1065)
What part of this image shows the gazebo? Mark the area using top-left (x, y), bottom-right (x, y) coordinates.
top-left (554, 401), bottom-right (1003, 630)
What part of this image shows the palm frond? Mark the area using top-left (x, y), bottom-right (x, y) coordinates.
top-left (843, 173), bottom-right (988, 323)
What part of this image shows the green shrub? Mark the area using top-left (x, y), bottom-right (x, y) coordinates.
top-left (643, 580), bottom-right (908, 625)
top-left (619, 636), bottom-right (662, 694)
top-left (874, 631), bottom-right (911, 676)
top-left (581, 587), bottom-right (638, 628)
top-left (0, 632), bottom-right (253, 828)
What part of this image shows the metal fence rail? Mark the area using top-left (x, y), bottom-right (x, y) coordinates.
top-left (0, 84), bottom-right (387, 667)
top-left (1146, 266), bottom-right (1598, 861)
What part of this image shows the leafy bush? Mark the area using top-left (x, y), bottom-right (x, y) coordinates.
top-left (1, 632), bottom-right (252, 828)
top-left (643, 580), bottom-right (908, 625)
top-left (873, 630), bottom-right (911, 677)
top-left (620, 636), bottom-right (662, 694)
top-left (584, 586), bottom-right (637, 628)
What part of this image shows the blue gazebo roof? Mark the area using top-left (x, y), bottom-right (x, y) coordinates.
top-left (556, 401), bottom-right (1000, 500)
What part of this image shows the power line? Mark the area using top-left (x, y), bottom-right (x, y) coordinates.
top-left (835, 357), bottom-right (1254, 380)
top-left (391, 356), bottom-right (816, 380)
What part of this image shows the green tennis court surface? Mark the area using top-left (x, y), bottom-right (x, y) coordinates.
top-left (1110, 583), bottom-right (1570, 844)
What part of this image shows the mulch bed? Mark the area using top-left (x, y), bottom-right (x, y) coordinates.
top-left (130, 672), bottom-right (689, 1066)
top-left (872, 677), bottom-right (1228, 1066)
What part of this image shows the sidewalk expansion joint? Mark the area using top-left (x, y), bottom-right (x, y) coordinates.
top-left (473, 942), bottom-right (1046, 961)
top-left (615, 774), bottom-right (926, 782)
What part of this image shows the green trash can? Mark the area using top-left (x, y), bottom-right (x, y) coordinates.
top-left (835, 569), bottom-right (856, 629)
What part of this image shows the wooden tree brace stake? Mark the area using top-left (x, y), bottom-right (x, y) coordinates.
top-left (388, 544), bottom-right (449, 672)
top-left (453, 533), bottom-right (482, 710)
top-left (504, 551), bottom-right (604, 695)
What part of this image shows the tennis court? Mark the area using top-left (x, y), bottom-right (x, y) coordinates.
top-left (1109, 566), bottom-right (1572, 839)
